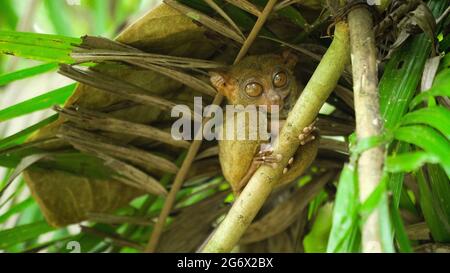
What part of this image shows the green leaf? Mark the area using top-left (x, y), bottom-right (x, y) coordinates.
top-left (359, 176), bottom-right (387, 219)
top-left (0, 0), bottom-right (18, 30)
top-left (416, 168), bottom-right (450, 242)
top-left (327, 164), bottom-right (360, 253)
top-left (379, 30), bottom-right (431, 129)
top-left (386, 151), bottom-right (440, 173)
top-left (304, 203), bottom-right (333, 253)
top-left (388, 142), bottom-right (409, 208)
top-left (0, 83), bottom-right (76, 122)
top-left (0, 221), bottom-right (55, 249)
top-left (380, 0), bottom-right (449, 129)
top-left (401, 107), bottom-right (450, 139)
top-left (390, 203), bottom-right (413, 253)
top-left (0, 31), bottom-right (80, 63)
top-left (0, 154), bottom-right (49, 198)
top-left (394, 125), bottom-right (450, 178)
top-left (276, 5), bottom-right (308, 30)
top-left (0, 114), bottom-right (58, 150)
top-left (378, 186), bottom-right (395, 253)
top-left (409, 69), bottom-right (450, 109)
top-left (350, 134), bottom-right (389, 158)
top-left (0, 63), bottom-right (58, 87)
top-left (93, 0), bottom-right (109, 35)
top-left (426, 164), bottom-right (450, 241)
top-left (0, 198), bottom-right (34, 224)
top-left (44, 0), bottom-right (73, 36)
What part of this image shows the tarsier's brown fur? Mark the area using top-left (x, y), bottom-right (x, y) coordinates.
top-left (210, 52), bottom-right (319, 195)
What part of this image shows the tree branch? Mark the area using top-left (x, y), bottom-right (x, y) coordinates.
top-left (347, 6), bottom-right (385, 252)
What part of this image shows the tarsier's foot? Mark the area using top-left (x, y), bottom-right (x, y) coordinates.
top-left (299, 118), bottom-right (319, 145)
top-left (283, 119), bottom-right (319, 175)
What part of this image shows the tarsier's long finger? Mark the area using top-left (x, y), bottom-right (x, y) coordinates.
top-left (300, 134), bottom-right (316, 145)
top-left (257, 150), bottom-right (273, 157)
top-left (283, 157), bottom-right (295, 174)
top-left (254, 154), bottom-right (282, 163)
top-left (299, 118), bottom-right (319, 144)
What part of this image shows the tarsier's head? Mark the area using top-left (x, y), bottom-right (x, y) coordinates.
top-left (210, 51), bottom-right (299, 117)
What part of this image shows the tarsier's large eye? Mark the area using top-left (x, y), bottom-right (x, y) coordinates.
top-left (245, 82), bottom-right (263, 97)
top-left (273, 71), bottom-right (288, 88)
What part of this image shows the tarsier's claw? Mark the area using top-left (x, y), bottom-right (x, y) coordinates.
top-left (283, 167), bottom-right (288, 174)
top-left (288, 157), bottom-right (294, 165)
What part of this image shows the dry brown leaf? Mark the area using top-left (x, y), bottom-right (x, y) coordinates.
top-left (23, 3), bottom-right (218, 227)
top-left (157, 191), bottom-right (229, 252)
top-left (240, 171), bottom-right (334, 244)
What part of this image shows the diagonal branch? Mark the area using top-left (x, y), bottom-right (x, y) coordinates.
top-left (201, 21), bottom-right (350, 253)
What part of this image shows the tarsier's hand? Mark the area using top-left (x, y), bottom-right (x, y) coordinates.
top-left (253, 147), bottom-right (282, 169)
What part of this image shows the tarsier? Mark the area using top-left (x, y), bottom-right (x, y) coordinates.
top-left (210, 52), bottom-right (319, 195)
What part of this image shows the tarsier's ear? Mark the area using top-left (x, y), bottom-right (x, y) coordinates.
top-left (209, 71), bottom-right (231, 96)
top-left (281, 50), bottom-right (299, 70)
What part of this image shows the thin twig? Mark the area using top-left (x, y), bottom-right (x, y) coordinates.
top-left (204, 0), bottom-right (245, 39)
top-left (224, 0), bottom-right (262, 17)
top-left (144, 0), bottom-right (280, 253)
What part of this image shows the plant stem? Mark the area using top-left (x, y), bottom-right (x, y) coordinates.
top-left (347, 6), bottom-right (385, 252)
top-left (202, 21), bottom-right (350, 253)
top-left (145, 0), bottom-right (279, 253)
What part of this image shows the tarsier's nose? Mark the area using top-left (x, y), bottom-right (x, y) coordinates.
top-left (268, 93), bottom-right (281, 104)
top-left (267, 92), bottom-right (283, 112)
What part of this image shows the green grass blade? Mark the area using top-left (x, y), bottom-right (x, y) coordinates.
top-left (410, 68), bottom-right (450, 109)
top-left (0, 154), bottom-right (49, 198)
top-left (44, 0), bottom-right (73, 36)
top-left (327, 164), bottom-right (360, 253)
top-left (0, 114), bottom-right (58, 149)
top-left (0, 31), bottom-right (80, 63)
top-left (0, 197), bottom-right (34, 224)
top-left (0, 83), bottom-right (76, 122)
top-left (426, 164), bottom-right (450, 240)
top-left (378, 186), bottom-right (395, 253)
top-left (0, 63), bottom-right (58, 87)
top-left (0, 31), bottom-right (80, 46)
top-left (401, 107), bottom-right (450, 139)
top-left (386, 151), bottom-right (440, 173)
top-left (379, 0), bottom-right (449, 129)
top-left (390, 202), bottom-right (413, 253)
top-left (0, 0), bottom-right (18, 30)
top-left (360, 177), bottom-right (387, 218)
top-left (416, 168), bottom-right (450, 242)
top-left (0, 221), bottom-right (55, 249)
top-left (93, 0), bottom-right (109, 35)
top-left (388, 142), bottom-right (409, 208)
